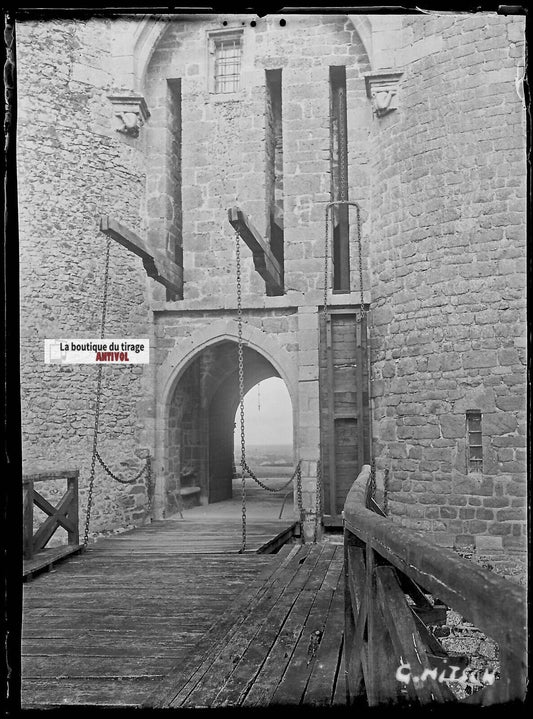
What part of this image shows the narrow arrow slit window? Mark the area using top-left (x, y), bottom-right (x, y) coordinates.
top-left (466, 410), bottom-right (483, 473)
top-left (330, 66), bottom-right (350, 293)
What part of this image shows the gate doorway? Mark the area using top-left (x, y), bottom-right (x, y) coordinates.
top-left (166, 341), bottom-right (294, 515)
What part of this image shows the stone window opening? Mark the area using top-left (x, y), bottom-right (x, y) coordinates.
top-left (265, 68), bottom-right (284, 282)
top-left (166, 78), bottom-right (183, 300)
top-left (209, 30), bottom-right (243, 94)
top-left (466, 410), bottom-right (483, 474)
top-left (329, 65), bottom-right (350, 293)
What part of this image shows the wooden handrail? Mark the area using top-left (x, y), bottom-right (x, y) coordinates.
top-left (23, 469), bottom-right (80, 561)
top-left (343, 465), bottom-right (527, 706)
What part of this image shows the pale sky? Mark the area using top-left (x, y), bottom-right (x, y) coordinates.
top-left (234, 377), bottom-right (293, 446)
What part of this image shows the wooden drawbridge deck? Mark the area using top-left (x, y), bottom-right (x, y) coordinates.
top-left (22, 487), bottom-right (346, 708)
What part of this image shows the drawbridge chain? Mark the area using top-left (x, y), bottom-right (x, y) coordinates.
top-left (235, 231), bottom-right (319, 552)
top-left (83, 238), bottom-right (152, 547)
top-left (323, 200), bottom-right (388, 515)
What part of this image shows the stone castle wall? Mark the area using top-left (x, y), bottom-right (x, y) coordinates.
top-left (143, 14), bottom-right (372, 303)
top-left (17, 18), bottom-right (156, 533)
top-left (17, 13), bottom-right (526, 551)
top-left (368, 14), bottom-right (526, 552)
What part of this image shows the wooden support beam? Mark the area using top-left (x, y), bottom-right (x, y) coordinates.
top-left (100, 216), bottom-right (183, 296)
top-left (228, 206), bottom-right (283, 296)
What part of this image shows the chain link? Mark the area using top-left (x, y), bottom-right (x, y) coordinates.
top-left (313, 460), bottom-right (323, 544)
top-left (236, 232), bottom-right (247, 552)
top-left (235, 231), bottom-right (311, 549)
top-left (83, 238), bottom-right (153, 547)
top-left (95, 450), bottom-right (150, 485)
top-left (83, 364), bottom-right (102, 546)
top-left (369, 457), bottom-right (376, 502)
top-left (355, 205), bottom-right (365, 324)
top-left (83, 238), bottom-right (111, 548)
top-left (296, 462), bottom-right (305, 545)
top-left (338, 85), bottom-right (348, 203)
top-left (383, 467), bottom-right (389, 517)
top-left (242, 460), bottom-right (299, 494)
top-left (323, 198), bottom-right (372, 525)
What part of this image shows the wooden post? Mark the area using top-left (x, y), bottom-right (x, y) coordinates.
top-left (355, 317), bottom-right (366, 473)
top-left (228, 207), bottom-right (284, 296)
top-left (23, 479), bottom-right (34, 560)
top-left (100, 215), bottom-right (183, 297)
top-left (67, 473), bottom-right (79, 546)
top-left (326, 313), bottom-right (337, 517)
top-left (344, 533), bottom-right (367, 703)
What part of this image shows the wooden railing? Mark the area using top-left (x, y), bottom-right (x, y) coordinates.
top-left (23, 469), bottom-right (80, 573)
top-left (343, 465), bottom-right (527, 706)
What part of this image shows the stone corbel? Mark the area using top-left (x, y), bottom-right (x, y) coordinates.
top-left (364, 71), bottom-right (403, 118)
top-left (107, 94), bottom-right (151, 138)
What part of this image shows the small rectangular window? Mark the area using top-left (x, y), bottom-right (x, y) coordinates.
top-left (214, 36), bottom-right (241, 93)
top-left (466, 410), bottom-right (483, 473)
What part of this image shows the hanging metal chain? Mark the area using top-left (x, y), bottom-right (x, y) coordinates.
top-left (83, 238), bottom-right (152, 547)
top-left (313, 460), bottom-right (323, 544)
top-left (144, 456), bottom-right (153, 520)
top-left (296, 463), bottom-right (305, 545)
top-left (236, 231), bottom-right (247, 552)
top-left (383, 467), bottom-right (389, 516)
top-left (235, 231), bottom-right (305, 550)
top-left (369, 458), bottom-right (376, 502)
top-left (83, 239), bottom-right (111, 547)
top-left (338, 85), bottom-right (348, 203)
top-left (83, 363), bottom-right (102, 547)
top-left (95, 450), bottom-right (150, 485)
top-left (354, 204), bottom-right (365, 324)
top-left (242, 460), bottom-right (300, 493)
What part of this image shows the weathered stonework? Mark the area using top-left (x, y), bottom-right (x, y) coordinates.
top-left (17, 13), bottom-right (526, 556)
top-left (367, 14), bottom-right (527, 553)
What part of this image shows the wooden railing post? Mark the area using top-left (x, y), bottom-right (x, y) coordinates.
top-left (365, 547), bottom-right (399, 706)
top-left (343, 465), bottom-right (527, 707)
top-left (23, 479), bottom-right (34, 560)
top-left (67, 473), bottom-right (79, 546)
top-left (22, 469), bottom-right (81, 577)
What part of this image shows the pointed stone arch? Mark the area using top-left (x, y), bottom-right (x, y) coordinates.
top-left (109, 14), bottom-right (171, 92)
top-left (108, 13), bottom-right (375, 93)
top-left (153, 319), bottom-right (298, 516)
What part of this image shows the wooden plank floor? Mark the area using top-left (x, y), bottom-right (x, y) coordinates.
top-left (22, 549), bottom-right (279, 707)
top-left (22, 484), bottom-right (346, 708)
top-left (155, 542), bottom-right (346, 708)
top-left (84, 517), bottom-right (297, 556)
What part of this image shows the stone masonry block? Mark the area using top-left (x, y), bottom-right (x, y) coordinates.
top-left (299, 364), bottom-right (319, 381)
top-left (474, 535), bottom-right (503, 552)
top-left (462, 351), bottom-right (498, 369)
top-left (440, 414), bottom-right (465, 439)
top-left (482, 411), bottom-right (518, 436)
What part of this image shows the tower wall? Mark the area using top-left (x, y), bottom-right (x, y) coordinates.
top-left (368, 14), bottom-right (527, 552)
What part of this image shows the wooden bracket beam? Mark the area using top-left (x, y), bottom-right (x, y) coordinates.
top-left (100, 216), bottom-right (183, 296)
top-left (228, 206), bottom-right (283, 296)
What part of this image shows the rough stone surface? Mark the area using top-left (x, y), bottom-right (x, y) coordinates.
top-left (369, 14), bottom-right (527, 553)
top-left (17, 13), bottom-right (526, 560)
top-left (18, 19), bottom-right (155, 536)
